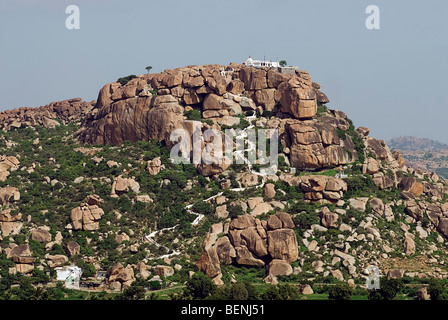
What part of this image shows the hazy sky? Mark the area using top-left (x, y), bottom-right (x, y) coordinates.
top-left (1, 0), bottom-right (447, 143)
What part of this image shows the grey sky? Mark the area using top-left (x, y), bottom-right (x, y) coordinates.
top-left (1, 0), bottom-right (447, 143)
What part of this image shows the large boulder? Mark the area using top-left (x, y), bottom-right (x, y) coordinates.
top-left (154, 265), bottom-right (175, 278)
top-left (399, 177), bottom-right (424, 196)
top-left (0, 187), bottom-right (20, 206)
top-left (107, 263), bottom-right (135, 290)
top-left (319, 208), bottom-right (339, 228)
top-left (268, 259), bottom-right (293, 276)
top-left (0, 209), bottom-right (22, 236)
top-left (404, 237), bottom-right (416, 255)
top-left (64, 241), bottom-right (81, 257)
top-left (214, 236), bottom-right (236, 265)
top-left (267, 229), bottom-right (298, 263)
top-left (196, 246), bottom-right (221, 278)
top-left (31, 228), bottom-right (52, 243)
top-left (235, 245), bottom-right (265, 266)
top-left (147, 157), bottom-right (164, 175)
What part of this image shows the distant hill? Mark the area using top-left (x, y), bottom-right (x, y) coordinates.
top-left (387, 136), bottom-right (448, 152)
top-left (388, 136), bottom-right (448, 179)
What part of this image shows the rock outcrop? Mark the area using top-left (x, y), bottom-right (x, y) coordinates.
top-left (70, 202), bottom-right (104, 231)
top-left (77, 63), bottom-right (332, 174)
top-left (196, 212), bottom-right (298, 284)
top-left (0, 209), bottom-right (23, 236)
top-left (0, 156), bottom-right (20, 182)
top-left (0, 98), bottom-right (95, 131)
top-left (106, 263), bottom-right (135, 291)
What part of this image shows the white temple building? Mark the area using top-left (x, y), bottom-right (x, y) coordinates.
top-left (244, 56), bottom-right (280, 68)
top-left (56, 266), bottom-right (83, 289)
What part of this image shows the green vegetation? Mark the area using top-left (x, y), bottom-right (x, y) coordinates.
top-left (184, 108), bottom-right (202, 121)
top-left (368, 278), bottom-right (403, 300)
top-left (117, 75), bottom-right (137, 86)
top-left (327, 282), bottom-right (353, 300)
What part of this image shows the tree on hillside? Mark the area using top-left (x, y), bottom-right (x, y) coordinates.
top-left (328, 282), bottom-right (353, 300)
top-left (279, 60), bottom-right (287, 67)
top-left (145, 66), bottom-right (153, 74)
top-left (185, 272), bottom-right (216, 299)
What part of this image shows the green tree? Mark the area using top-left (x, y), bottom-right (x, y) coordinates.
top-left (279, 60), bottom-right (287, 67)
top-left (145, 66), bottom-right (153, 74)
top-left (328, 283), bottom-right (353, 300)
top-left (117, 75), bottom-right (137, 86)
top-left (368, 278), bottom-right (403, 300)
top-left (428, 279), bottom-right (445, 300)
top-left (260, 285), bottom-right (281, 300)
top-left (185, 272), bottom-right (216, 299)
top-left (115, 286), bottom-right (146, 300)
top-left (278, 284), bottom-right (299, 300)
top-left (229, 282), bottom-right (248, 300)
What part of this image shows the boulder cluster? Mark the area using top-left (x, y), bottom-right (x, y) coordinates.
top-left (70, 195), bottom-right (104, 231)
top-left (196, 212), bottom-right (298, 285)
top-left (79, 63), bottom-right (329, 142)
top-left (0, 155), bottom-right (20, 182)
top-left (0, 98), bottom-right (95, 130)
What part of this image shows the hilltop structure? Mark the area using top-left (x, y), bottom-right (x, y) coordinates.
top-left (244, 56), bottom-right (299, 74)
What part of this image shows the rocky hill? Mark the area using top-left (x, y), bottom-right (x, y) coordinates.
top-left (387, 136), bottom-right (448, 152)
top-left (388, 136), bottom-right (448, 180)
top-left (0, 62), bottom-right (447, 300)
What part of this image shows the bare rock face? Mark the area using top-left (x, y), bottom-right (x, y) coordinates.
top-left (31, 228), bottom-right (52, 243)
top-left (283, 175), bottom-right (347, 201)
top-left (387, 269), bottom-right (405, 279)
top-left (264, 183), bottom-right (276, 199)
top-left (284, 119), bottom-right (355, 170)
top-left (46, 254), bottom-right (68, 268)
top-left (399, 177), bottom-right (424, 196)
top-left (279, 85), bottom-right (317, 119)
top-left (235, 245), bottom-right (265, 266)
top-left (196, 246), bottom-right (221, 278)
top-left (437, 218), bottom-right (448, 238)
top-left (267, 228), bottom-right (298, 263)
top-left (215, 236), bottom-right (236, 265)
top-left (417, 287), bottom-right (430, 300)
top-left (84, 194), bottom-right (103, 206)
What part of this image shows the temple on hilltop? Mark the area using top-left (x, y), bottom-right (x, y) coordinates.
top-left (244, 55), bottom-right (280, 68)
top-left (243, 56), bottom-right (298, 74)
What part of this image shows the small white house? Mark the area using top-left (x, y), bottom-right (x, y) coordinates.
top-left (56, 266), bottom-right (83, 289)
top-left (244, 56), bottom-right (280, 68)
